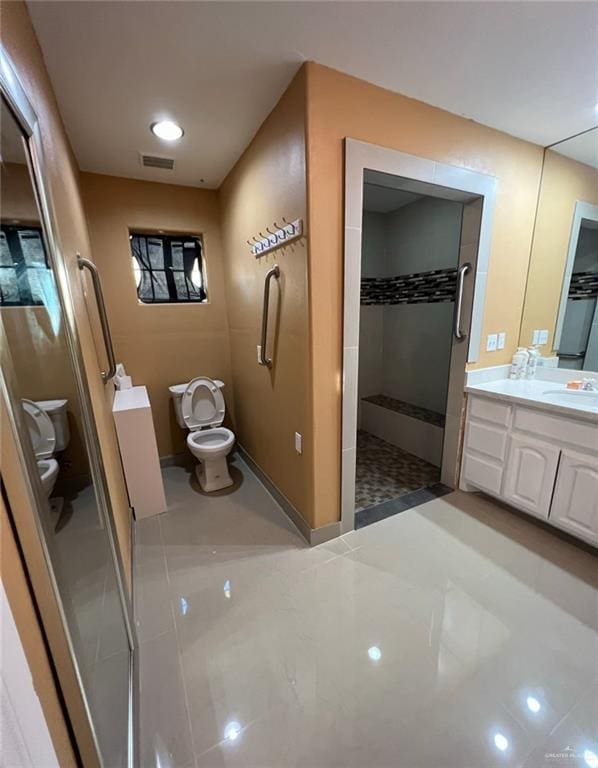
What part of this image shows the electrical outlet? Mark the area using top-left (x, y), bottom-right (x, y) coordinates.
top-left (294, 432), bottom-right (303, 454)
top-left (486, 333), bottom-right (498, 352)
top-left (539, 329), bottom-right (549, 345)
top-left (497, 332), bottom-right (506, 350)
top-left (256, 345), bottom-right (262, 363)
top-left (532, 329), bottom-right (540, 345)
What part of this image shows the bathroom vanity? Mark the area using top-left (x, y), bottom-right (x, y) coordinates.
top-left (461, 378), bottom-right (598, 547)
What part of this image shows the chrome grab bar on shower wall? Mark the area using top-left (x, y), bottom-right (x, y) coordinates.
top-left (259, 265), bottom-right (280, 367)
top-left (453, 262), bottom-right (471, 341)
top-left (77, 254), bottom-right (117, 383)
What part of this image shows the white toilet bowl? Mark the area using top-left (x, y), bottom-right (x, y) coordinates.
top-left (187, 427), bottom-right (235, 492)
top-left (170, 377), bottom-right (236, 493)
top-left (22, 398), bottom-right (69, 499)
top-left (37, 458), bottom-right (60, 498)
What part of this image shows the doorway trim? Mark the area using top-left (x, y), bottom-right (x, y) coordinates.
top-left (554, 200), bottom-right (598, 350)
top-left (341, 138), bottom-right (497, 533)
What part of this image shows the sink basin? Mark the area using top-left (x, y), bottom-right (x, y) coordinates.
top-left (542, 389), bottom-right (598, 408)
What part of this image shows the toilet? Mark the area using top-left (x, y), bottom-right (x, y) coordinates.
top-left (169, 377), bottom-right (235, 492)
top-left (21, 398), bottom-right (70, 498)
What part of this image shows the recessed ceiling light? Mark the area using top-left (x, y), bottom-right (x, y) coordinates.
top-left (150, 120), bottom-right (184, 141)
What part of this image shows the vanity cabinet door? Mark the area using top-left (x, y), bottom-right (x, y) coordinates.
top-left (502, 436), bottom-right (560, 520)
top-left (550, 450), bottom-right (598, 546)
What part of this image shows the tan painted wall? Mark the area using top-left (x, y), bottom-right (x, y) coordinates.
top-left (305, 62), bottom-right (544, 527)
top-left (219, 68), bottom-right (313, 525)
top-left (1, 161), bottom-right (39, 221)
top-left (1, 1), bottom-right (132, 584)
top-left (520, 150), bottom-right (598, 349)
top-left (80, 173), bottom-right (233, 458)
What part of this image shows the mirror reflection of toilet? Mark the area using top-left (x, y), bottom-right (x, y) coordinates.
top-left (21, 398), bottom-right (70, 498)
top-left (169, 377), bottom-right (235, 492)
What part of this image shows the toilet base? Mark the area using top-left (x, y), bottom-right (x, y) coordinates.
top-left (196, 456), bottom-right (233, 493)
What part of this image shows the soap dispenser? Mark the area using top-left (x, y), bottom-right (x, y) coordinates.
top-left (509, 347), bottom-right (529, 380)
top-left (526, 346), bottom-right (541, 379)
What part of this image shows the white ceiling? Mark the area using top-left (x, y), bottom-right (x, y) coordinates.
top-left (28, 1), bottom-right (598, 189)
top-left (551, 128), bottom-right (598, 170)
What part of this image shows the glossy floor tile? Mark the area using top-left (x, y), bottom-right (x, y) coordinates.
top-left (136, 454), bottom-right (598, 768)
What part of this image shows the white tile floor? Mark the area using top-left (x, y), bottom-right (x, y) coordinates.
top-left (135, 454), bottom-right (598, 768)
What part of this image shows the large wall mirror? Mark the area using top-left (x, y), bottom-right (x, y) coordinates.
top-left (520, 127), bottom-right (598, 371)
top-left (1, 57), bottom-right (135, 767)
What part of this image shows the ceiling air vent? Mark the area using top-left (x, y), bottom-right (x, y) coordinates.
top-left (139, 152), bottom-right (175, 170)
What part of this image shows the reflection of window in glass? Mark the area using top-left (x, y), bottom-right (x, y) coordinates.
top-left (129, 232), bottom-right (207, 304)
top-left (0, 225), bottom-right (50, 306)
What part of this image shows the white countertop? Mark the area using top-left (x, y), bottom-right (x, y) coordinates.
top-left (112, 385), bottom-right (150, 412)
top-left (465, 378), bottom-right (598, 422)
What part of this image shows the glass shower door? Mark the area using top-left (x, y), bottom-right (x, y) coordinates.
top-left (1, 90), bottom-right (134, 766)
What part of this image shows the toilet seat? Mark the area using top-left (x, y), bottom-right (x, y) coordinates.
top-left (187, 427), bottom-right (235, 455)
top-left (22, 399), bottom-right (56, 459)
top-left (182, 377), bottom-right (225, 430)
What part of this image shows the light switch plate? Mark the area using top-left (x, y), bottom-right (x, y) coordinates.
top-left (486, 333), bottom-right (498, 352)
top-left (539, 330), bottom-right (549, 345)
top-left (532, 329), bottom-right (540, 345)
top-left (294, 432), bottom-right (303, 454)
top-left (497, 332), bottom-right (506, 350)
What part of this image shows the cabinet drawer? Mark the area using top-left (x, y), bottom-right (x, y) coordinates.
top-left (462, 452), bottom-right (503, 495)
top-left (465, 420), bottom-right (508, 461)
top-left (513, 407), bottom-right (598, 454)
top-left (469, 396), bottom-right (511, 427)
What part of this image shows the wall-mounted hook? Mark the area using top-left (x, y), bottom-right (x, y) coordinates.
top-left (274, 222), bottom-right (287, 239)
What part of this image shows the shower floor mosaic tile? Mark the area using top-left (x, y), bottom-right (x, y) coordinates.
top-left (355, 429), bottom-right (441, 512)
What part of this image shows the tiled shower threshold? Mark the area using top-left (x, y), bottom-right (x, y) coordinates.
top-left (355, 482), bottom-right (452, 529)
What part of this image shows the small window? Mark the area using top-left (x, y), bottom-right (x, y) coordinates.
top-left (0, 224), bottom-right (51, 307)
top-left (129, 232), bottom-right (207, 304)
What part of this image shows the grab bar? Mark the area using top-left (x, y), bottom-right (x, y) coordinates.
top-left (453, 262), bottom-right (471, 341)
top-left (77, 254), bottom-right (117, 383)
top-left (259, 265), bottom-right (280, 367)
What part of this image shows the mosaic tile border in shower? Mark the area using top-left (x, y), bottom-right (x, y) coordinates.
top-left (569, 271), bottom-right (598, 300)
top-left (361, 267), bottom-right (458, 305)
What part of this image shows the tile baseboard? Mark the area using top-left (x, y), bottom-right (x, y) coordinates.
top-left (236, 445), bottom-right (341, 547)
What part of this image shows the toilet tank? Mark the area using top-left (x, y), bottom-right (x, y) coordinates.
top-left (35, 399), bottom-right (70, 451)
top-left (169, 380), bottom-right (224, 429)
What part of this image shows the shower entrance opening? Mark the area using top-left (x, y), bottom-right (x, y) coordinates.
top-left (342, 140), bottom-right (497, 532)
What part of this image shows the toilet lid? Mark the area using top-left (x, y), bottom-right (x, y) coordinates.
top-left (22, 399), bottom-right (56, 459)
top-left (181, 377), bottom-right (225, 429)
